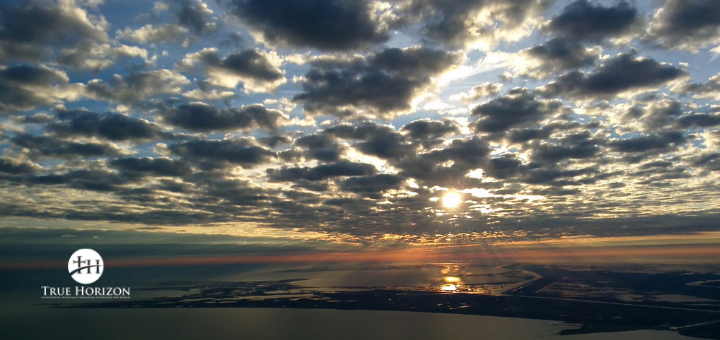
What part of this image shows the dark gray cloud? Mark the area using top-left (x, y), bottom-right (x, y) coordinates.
top-left (424, 137), bottom-right (490, 167)
top-left (483, 155), bottom-right (523, 180)
top-left (11, 134), bottom-right (126, 159)
top-left (401, 119), bottom-right (459, 140)
top-left (324, 123), bottom-right (413, 161)
top-left (671, 73), bottom-right (720, 100)
top-left (295, 133), bottom-right (335, 149)
top-left (609, 131), bottom-right (687, 153)
top-left (340, 174), bottom-right (404, 195)
top-left (634, 98), bottom-right (683, 131)
top-left (531, 132), bottom-right (602, 162)
top-left (293, 47), bottom-right (462, 119)
top-left (180, 48), bottom-right (285, 91)
top-left (537, 51), bottom-right (687, 100)
top-left (258, 135), bottom-right (291, 148)
top-left (228, 0), bottom-right (387, 50)
top-left (542, 0), bottom-right (641, 42)
top-left (690, 152), bottom-right (720, 172)
top-left (507, 126), bottom-right (555, 143)
top-left (47, 109), bottom-right (170, 142)
top-left (162, 103), bottom-right (284, 132)
top-left (608, 97), bottom-right (684, 132)
top-left (451, 82), bottom-right (502, 103)
top-left (268, 161), bottom-right (377, 182)
top-left (109, 157), bottom-right (192, 177)
top-left (0, 0), bottom-right (108, 65)
top-left (28, 169), bottom-right (132, 192)
top-left (677, 113), bottom-right (720, 128)
top-left (175, 0), bottom-right (216, 34)
top-left (397, 137), bottom-right (490, 186)
top-left (522, 165), bottom-right (598, 185)
top-left (10, 113), bottom-right (55, 124)
top-left (355, 130), bottom-right (411, 161)
top-left (210, 49), bottom-right (282, 81)
top-left (0, 65), bottom-right (79, 115)
top-left (294, 133), bottom-right (344, 162)
top-left (522, 37), bottom-right (600, 76)
top-left (472, 88), bottom-right (562, 133)
top-left (646, 0), bottom-right (720, 51)
top-left (393, 0), bottom-right (554, 48)
top-left (0, 158), bottom-right (44, 175)
top-left (169, 138), bottom-right (276, 169)
top-left (85, 70), bottom-right (189, 106)
top-left (323, 123), bottom-right (391, 140)
top-left (116, 0), bottom-right (217, 44)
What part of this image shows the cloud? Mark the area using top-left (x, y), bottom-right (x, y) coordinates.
top-left (0, 64), bottom-right (84, 115)
top-left (179, 48), bottom-right (286, 92)
top-left (11, 133), bottom-right (128, 159)
top-left (450, 83), bottom-right (502, 103)
top-left (340, 174), bottom-right (404, 195)
top-left (174, 0), bottom-right (216, 35)
top-left (116, 0), bottom-right (216, 44)
top-left (537, 51), bottom-right (688, 100)
top-left (677, 114), bottom-right (720, 129)
top-left (542, 0), bottom-right (641, 43)
top-left (29, 169), bottom-right (131, 192)
top-left (1, 0), bottom-right (720, 242)
top-left (161, 103), bottom-right (285, 132)
top-left (47, 109), bottom-right (171, 141)
top-left (294, 47), bottom-right (462, 119)
top-left (472, 88), bottom-right (562, 133)
top-left (671, 73), bottom-right (720, 101)
top-left (294, 133), bottom-right (344, 162)
top-left (609, 131), bottom-right (687, 153)
top-left (268, 161), bottom-right (377, 182)
top-left (109, 157), bottom-right (192, 177)
top-left (401, 119), bottom-right (459, 140)
top-left (227, 0), bottom-right (388, 50)
top-left (324, 122), bottom-right (413, 161)
top-left (55, 42), bottom-right (148, 70)
top-left (522, 166), bottom-right (598, 186)
top-left (690, 152), bottom-right (720, 172)
top-left (393, 0), bottom-right (554, 49)
top-left (507, 126), bottom-right (555, 143)
top-left (258, 135), bottom-right (291, 148)
top-left (0, 0), bottom-right (148, 69)
top-left (622, 97), bottom-right (684, 132)
top-left (424, 137), bottom-right (491, 168)
top-left (519, 37), bottom-right (601, 77)
top-left (0, 0), bottom-right (105, 63)
top-left (397, 137), bottom-right (491, 186)
top-left (169, 138), bottom-right (276, 169)
top-left (85, 69), bottom-right (190, 106)
top-left (0, 158), bottom-right (44, 175)
top-left (531, 132), bottom-right (602, 162)
top-left (10, 113), bottom-right (56, 124)
top-left (116, 24), bottom-right (188, 44)
top-left (646, 0), bottom-right (720, 52)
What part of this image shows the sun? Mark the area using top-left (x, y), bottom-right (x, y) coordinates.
top-left (442, 192), bottom-right (462, 208)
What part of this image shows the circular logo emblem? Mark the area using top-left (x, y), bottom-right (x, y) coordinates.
top-left (68, 249), bottom-right (103, 284)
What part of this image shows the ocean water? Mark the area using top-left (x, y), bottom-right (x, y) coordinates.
top-left (0, 307), bottom-right (690, 340)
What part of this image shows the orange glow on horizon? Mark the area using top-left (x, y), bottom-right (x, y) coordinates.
top-left (4, 244), bottom-right (720, 271)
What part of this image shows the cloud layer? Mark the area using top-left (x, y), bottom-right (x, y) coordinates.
top-left (0, 0), bottom-right (719, 247)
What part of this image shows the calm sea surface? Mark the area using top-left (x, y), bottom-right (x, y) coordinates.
top-left (0, 306), bottom-right (690, 340)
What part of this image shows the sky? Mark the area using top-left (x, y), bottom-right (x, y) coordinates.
top-left (1, 0), bottom-right (720, 263)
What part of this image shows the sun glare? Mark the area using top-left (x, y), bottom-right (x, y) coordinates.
top-left (442, 192), bottom-right (462, 208)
